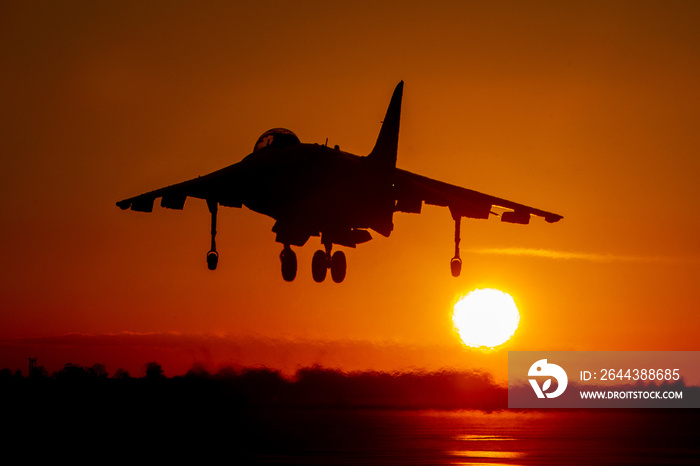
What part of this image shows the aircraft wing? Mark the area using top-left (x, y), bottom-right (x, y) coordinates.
top-left (393, 168), bottom-right (563, 224)
top-left (116, 163), bottom-right (246, 212)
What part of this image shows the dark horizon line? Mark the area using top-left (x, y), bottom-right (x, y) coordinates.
top-left (4, 360), bottom-right (508, 412)
top-left (7, 359), bottom-right (501, 381)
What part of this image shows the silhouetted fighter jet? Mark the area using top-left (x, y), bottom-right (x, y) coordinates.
top-left (117, 82), bottom-right (562, 283)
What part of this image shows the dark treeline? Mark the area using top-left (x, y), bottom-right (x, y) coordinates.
top-left (3, 361), bottom-right (507, 459)
top-left (1, 362), bottom-right (506, 411)
top-left (4, 363), bottom-right (696, 463)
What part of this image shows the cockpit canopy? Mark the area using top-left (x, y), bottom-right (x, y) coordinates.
top-left (253, 128), bottom-right (300, 153)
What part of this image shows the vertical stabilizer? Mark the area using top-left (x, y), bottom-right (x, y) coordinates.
top-left (368, 81), bottom-right (403, 169)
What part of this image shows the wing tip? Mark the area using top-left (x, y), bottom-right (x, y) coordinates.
top-left (116, 200), bottom-right (131, 210)
top-left (117, 197), bottom-right (154, 212)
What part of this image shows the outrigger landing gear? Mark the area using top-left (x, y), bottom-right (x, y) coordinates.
top-left (450, 215), bottom-right (462, 277)
top-left (206, 199), bottom-right (219, 271)
top-left (280, 245), bottom-right (297, 282)
top-left (312, 241), bottom-right (347, 283)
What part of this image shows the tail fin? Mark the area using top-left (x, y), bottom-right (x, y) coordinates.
top-left (367, 81), bottom-right (403, 169)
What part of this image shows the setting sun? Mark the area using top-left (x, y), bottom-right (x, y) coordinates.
top-left (453, 289), bottom-right (520, 349)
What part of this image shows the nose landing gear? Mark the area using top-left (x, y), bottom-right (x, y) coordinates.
top-left (280, 245), bottom-right (298, 282)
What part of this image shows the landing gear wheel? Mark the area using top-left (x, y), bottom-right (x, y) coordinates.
top-left (280, 247), bottom-right (297, 282)
top-left (450, 257), bottom-right (462, 277)
top-left (330, 251), bottom-right (347, 283)
top-left (206, 199), bottom-right (219, 271)
top-left (312, 250), bottom-right (328, 283)
top-left (207, 251), bottom-right (219, 271)
top-left (450, 215), bottom-right (462, 278)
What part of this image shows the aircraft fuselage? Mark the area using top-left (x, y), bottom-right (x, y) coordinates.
top-left (234, 143), bottom-right (393, 247)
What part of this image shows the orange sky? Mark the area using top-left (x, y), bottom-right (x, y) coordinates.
top-left (2, 1), bottom-right (700, 377)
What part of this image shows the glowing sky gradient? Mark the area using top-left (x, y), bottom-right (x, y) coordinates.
top-left (2, 1), bottom-right (700, 376)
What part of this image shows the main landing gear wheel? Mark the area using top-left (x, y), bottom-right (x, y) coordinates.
top-left (311, 244), bottom-right (347, 283)
top-left (330, 251), bottom-right (346, 283)
top-left (280, 246), bottom-right (297, 282)
top-left (312, 250), bottom-right (329, 282)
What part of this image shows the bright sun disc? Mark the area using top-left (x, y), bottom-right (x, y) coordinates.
top-left (453, 289), bottom-right (520, 349)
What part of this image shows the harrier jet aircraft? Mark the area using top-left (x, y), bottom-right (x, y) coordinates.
top-left (117, 82), bottom-right (562, 283)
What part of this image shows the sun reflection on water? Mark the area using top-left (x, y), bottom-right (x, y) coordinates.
top-left (448, 449), bottom-right (525, 459)
top-left (449, 432), bottom-right (525, 464)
